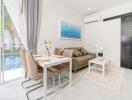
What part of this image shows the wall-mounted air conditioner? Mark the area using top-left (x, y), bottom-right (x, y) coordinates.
top-left (84, 16), bottom-right (101, 24)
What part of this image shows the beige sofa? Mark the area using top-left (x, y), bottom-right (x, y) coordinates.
top-left (55, 47), bottom-right (96, 72)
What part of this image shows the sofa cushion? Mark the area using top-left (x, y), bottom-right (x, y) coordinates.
top-left (72, 49), bottom-right (83, 57)
top-left (62, 49), bottom-right (73, 57)
top-left (72, 55), bottom-right (95, 67)
top-left (81, 48), bottom-right (88, 55)
top-left (75, 47), bottom-right (82, 51)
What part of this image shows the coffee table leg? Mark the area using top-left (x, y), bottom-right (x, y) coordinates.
top-left (69, 59), bottom-right (72, 86)
top-left (89, 62), bottom-right (91, 72)
top-left (102, 64), bottom-right (105, 78)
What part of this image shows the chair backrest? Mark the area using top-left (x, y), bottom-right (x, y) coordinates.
top-left (25, 52), bottom-right (38, 80)
top-left (54, 48), bottom-right (63, 55)
top-left (20, 49), bottom-right (28, 73)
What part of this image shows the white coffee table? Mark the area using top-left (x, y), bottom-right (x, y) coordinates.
top-left (88, 58), bottom-right (110, 77)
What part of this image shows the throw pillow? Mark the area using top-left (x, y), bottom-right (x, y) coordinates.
top-left (72, 49), bottom-right (83, 57)
top-left (62, 49), bottom-right (73, 57)
top-left (81, 48), bottom-right (88, 55)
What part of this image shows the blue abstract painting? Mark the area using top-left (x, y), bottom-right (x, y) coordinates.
top-left (60, 21), bottom-right (81, 39)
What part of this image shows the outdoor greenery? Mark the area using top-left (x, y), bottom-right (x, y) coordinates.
top-left (0, 16), bottom-right (1, 32)
top-left (1, 6), bottom-right (23, 54)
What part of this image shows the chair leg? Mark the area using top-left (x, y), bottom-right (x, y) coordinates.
top-left (25, 72), bottom-right (27, 78)
top-left (21, 79), bottom-right (43, 90)
top-left (26, 85), bottom-right (43, 100)
top-left (21, 79), bottom-right (31, 89)
top-left (59, 74), bottom-right (61, 86)
top-left (59, 71), bottom-right (69, 88)
top-left (53, 76), bottom-right (55, 88)
top-left (25, 82), bottom-right (43, 89)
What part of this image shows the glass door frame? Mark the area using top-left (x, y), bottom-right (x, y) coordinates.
top-left (0, 0), bottom-right (4, 84)
top-left (0, 0), bottom-right (1, 84)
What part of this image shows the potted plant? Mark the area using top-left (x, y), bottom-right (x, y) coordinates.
top-left (94, 45), bottom-right (104, 59)
top-left (97, 48), bottom-right (103, 59)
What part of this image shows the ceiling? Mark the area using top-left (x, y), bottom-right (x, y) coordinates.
top-left (61, 0), bottom-right (132, 16)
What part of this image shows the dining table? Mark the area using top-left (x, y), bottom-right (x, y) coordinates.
top-left (34, 55), bottom-right (72, 100)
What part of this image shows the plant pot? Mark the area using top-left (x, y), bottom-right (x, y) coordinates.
top-left (98, 52), bottom-right (103, 60)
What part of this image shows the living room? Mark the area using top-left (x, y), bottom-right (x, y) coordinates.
top-left (0, 0), bottom-right (132, 100)
top-left (38, 0), bottom-right (132, 68)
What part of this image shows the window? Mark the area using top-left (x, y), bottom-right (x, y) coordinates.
top-left (0, 2), bottom-right (23, 82)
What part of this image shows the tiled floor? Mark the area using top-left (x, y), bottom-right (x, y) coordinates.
top-left (0, 68), bottom-right (132, 100)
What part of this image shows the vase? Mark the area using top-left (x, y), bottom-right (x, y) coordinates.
top-left (46, 49), bottom-right (50, 57)
top-left (97, 52), bottom-right (103, 60)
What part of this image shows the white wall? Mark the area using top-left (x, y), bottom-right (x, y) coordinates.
top-left (37, 0), bottom-right (83, 54)
top-left (84, 2), bottom-right (132, 67)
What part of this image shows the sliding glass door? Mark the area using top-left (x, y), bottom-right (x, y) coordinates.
top-left (0, 0), bottom-right (2, 83)
top-left (0, 1), bottom-right (23, 83)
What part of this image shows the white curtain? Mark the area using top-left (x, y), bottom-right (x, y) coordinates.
top-left (19, 0), bottom-right (29, 50)
top-left (3, 0), bottom-right (28, 49)
top-left (4, 0), bottom-right (40, 51)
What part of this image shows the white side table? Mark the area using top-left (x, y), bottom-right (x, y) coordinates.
top-left (88, 58), bottom-right (110, 77)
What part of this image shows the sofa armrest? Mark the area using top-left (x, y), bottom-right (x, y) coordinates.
top-left (88, 52), bottom-right (96, 58)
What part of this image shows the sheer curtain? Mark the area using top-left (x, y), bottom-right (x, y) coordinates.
top-left (3, 0), bottom-right (26, 47)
